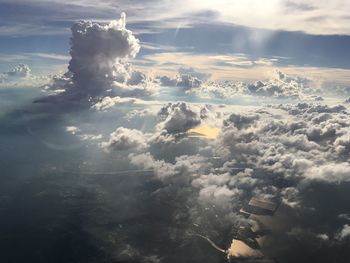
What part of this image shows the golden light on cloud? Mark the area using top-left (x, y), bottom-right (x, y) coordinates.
top-left (227, 239), bottom-right (264, 259)
top-left (187, 124), bottom-right (220, 139)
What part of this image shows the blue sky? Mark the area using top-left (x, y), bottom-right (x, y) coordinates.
top-left (1, 0), bottom-right (350, 82)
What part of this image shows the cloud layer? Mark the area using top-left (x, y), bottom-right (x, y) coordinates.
top-left (101, 100), bottom-right (350, 262)
top-left (1, 6), bottom-right (350, 263)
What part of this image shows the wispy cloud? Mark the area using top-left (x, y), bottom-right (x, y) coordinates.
top-left (26, 53), bottom-right (70, 61)
top-left (137, 52), bottom-right (281, 79)
top-left (0, 54), bottom-right (30, 62)
top-left (1, 0), bottom-right (350, 36)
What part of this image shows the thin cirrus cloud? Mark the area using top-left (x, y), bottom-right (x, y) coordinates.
top-left (1, 0), bottom-right (350, 80)
top-left (1, 0), bottom-right (350, 35)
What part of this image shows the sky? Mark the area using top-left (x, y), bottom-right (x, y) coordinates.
top-left (1, 1), bottom-right (350, 263)
top-left (1, 0), bottom-right (350, 83)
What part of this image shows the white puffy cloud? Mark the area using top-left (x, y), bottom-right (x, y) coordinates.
top-left (64, 125), bottom-right (103, 142)
top-left (337, 224), bottom-right (350, 240)
top-left (305, 163), bottom-right (350, 184)
top-left (65, 126), bottom-right (80, 134)
top-left (157, 102), bottom-right (201, 134)
top-left (129, 152), bottom-right (208, 182)
top-left (193, 69), bottom-right (319, 100)
top-left (91, 96), bottom-right (144, 111)
top-left (5, 64), bottom-right (31, 77)
top-left (191, 169), bottom-right (259, 212)
top-left (100, 127), bottom-right (148, 152)
top-left (178, 67), bottom-right (211, 82)
top-left (176, 74), bottom-right (202, 91)
top-left (158, 67), bottom-right (208, 91)
top-left (159, 74), bottom-right (202, 91)
top-left (0, 64), bottom-right (49, 88)
top-left (197, 81), bottom-right (247, 99)
top-left (218, 102), bottom-right (350, 187)
top-left (283, 103), bottom-right (346, 114)
top-left (334, 133), bottom-right (350, 156)
top-left (42, 72), bottom-right (73, 91)
top-left (247, 69), bottom-right (314, 99)
top-left (223, 113), bottom-right (259, 129)
top-left (246, 69), bottom-right (311, 98)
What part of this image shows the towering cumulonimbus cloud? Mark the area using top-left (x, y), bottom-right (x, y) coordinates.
top-left (41, 13), bottom-right (155, 102)
top-left (68, 13), bottom-right (140, 95)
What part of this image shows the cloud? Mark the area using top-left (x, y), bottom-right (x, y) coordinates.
top-left (26, 53), bottom-right (70, 61)
top-left (276, 102), bottom-right (346, 115)
top-left (194, 102), bottom-right (350, 219)
top-left (246, 69), bottom-right (312, 98)
top-left (128, 150), bottom-right (247, 239)
top-left (129, 152), bottom-right (208, 182)
top-left (126, 70), bottom-right (147, 86)
top-left (68, 13), bottom-right (139, 92)
top-left (2, 4), bottom-right (350, 262)
top-left (42, 72), bottom-right (73, 92)
top-left (305, 163), bottom-right (350, 184)
top-left (40, 13), bottom-right (156, 104)
top-left (5, 63), bottom-right (31, 77)
top-left (91, 96), bottom-right (144, 111)
top-left (5, 94), bottom-right (350, 262)
top-left (337, 224), bottom-right (350, 240)
top-left (125, 100), bottom-right (350, 218)
top-left (157, 102), bottom-right (201, 134)
top-left (2, 0), bottom-right (350, 37)
top-left (158, 75), bottom-right (178, 87)
top-left (178, 67), bottom-right (211, 82)
top-left (100, 127), bottom-right (148, 152)
top-left (158, 67), bottom-right (207, 91)
top-left (334, 133), bottom-right (350, 156)
top-left (192, 169), bottom-right (257, 212)
top-left (67, 13), bottom-right (153, 98)
top-left (176, 74), bottom-right (202, 91)
top-left (2, 37), bottom-right (350, 261)
top-left (65, 125), bottom-right (80, 134)
top-left (223, 113), bottom-right (259, 129)
top-left (0, 63), bottom-right (49, 88)
top-left (189, 69), bottom-right (320, 101)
